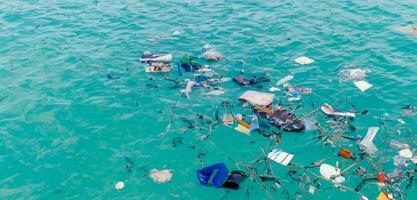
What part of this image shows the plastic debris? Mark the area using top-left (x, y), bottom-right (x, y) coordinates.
top-left (238, 90), bottom-right (275, 107)
top-left (106, 73), bottom-right (120, 80)
top-left (223, 170), bottom-right (246, 190)
top-left (202, 43), bottom-right (212, 50)
top-left (389, 140), bottom-right (409, 149)
top-left (377, 172), bottom-right (386, 187)
top-left (115, 181), bottom-right (125, 190)
top-left (294, 56), bottom-right (314, 65)
top-left (338, 149), bottom-right (353, 159)
top-left (308, 185), bottom-right (315, 194)
top-left (354, 80), bottom-right (373, 92)
top-left (267, 149), bottom-right (294, 166)
top-left (140, 51), bottom-right (172, 63)
top-left (397, 118), bottom-right (405, 124)
top-left (234, 76), bottom-right (270, 85)
top-left (321, 103), bottom-right (356, 118)
top-left (181, 81), bottom-right (197, 99)
top-left (399, 149), bottom-right (413, 158)
top-left (197, 163), bottom-right (229, 188)
top-left (319, 163), bottom-right (345, 183)
top-left (398, 24), bottom-right (417, 37)
top-left (234, 124), bottom-right (250, 135)
top-left (359, 127), bottom-right (379, 155)
top-left (285, 84), bottom-right (312, 94)
top-left (149, 169), bottom-right (173, 183)
top-left (387, 164), bottom-right (405, 180)
top-left (145, 63), bottom-right (171, 73)
top-left (236, 118), bottom-right (251, 128)
top-left (304, 119), bottom-right (319, 131)
top-left (287, 92), bottom-right (302, 102)
top-left (203, 49), bottom-right (223, 61)
top-left (269, 87), bottom-right (280, 92)
top-left (376, 192), bottom-right (393, 200)
top-left (275, 75), bottom-right (294, 86)
top-left (172, 30), bottom-right (181, 36)
top-left (249, 116), bottom-right (259, 132)
top-left (205, 90), bottom-right (224, 96)
top-left (339, 68), bottom-right (367, 81)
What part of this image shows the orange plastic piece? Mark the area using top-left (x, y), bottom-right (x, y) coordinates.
top-left (377, 172), bottom-right (386, 183)
top-left (338, 148), bottom-right (353, 159)
top-left (236, 118), bottom-right (251, 128)
top-left (376, 192), bottom-right (390, 200)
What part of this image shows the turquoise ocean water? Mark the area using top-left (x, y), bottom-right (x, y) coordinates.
top-left (1, 0), bottom-right (417, 199)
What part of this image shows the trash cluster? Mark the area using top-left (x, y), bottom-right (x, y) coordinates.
top-left (113, 48), bottom-right (416, 200)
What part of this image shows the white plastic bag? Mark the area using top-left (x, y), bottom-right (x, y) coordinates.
top-left (359, 127), bottom-right (379, 155)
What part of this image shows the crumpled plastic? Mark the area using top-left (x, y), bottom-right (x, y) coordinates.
top-left (239, 90), bottom-right (275, 107)
top-left (149, 169), bottom-right (173, 183)
top-left (339, 68), bottom-right (367, 81)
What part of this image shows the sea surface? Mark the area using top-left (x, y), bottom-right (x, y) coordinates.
top-left (1, 0), bottom-right (417, 199)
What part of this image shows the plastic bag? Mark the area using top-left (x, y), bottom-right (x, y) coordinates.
top-left (359, 127), bottom-right (379, 155)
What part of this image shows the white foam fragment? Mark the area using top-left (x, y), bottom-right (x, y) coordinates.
top-left (294, 56), bottom-right (314, 65)
top-left (354, 80), bottom-right (373, 92)
top-left (115, 181), bottom-right (125, 190)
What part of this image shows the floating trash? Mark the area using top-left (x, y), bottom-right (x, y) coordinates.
top-left (359, 127), bottom-right (379, 155)
top-left (149, 169), bottom-right (173, 183)
top-left (202, 49), bottom-right (223, 61)
top-left (140, 51), bottom-right (172, 63)
top-left (319, 163), bottom-right (345, 183)
top-left (294, 56), bottom-right (314, 65)
top-left (115, 181), bottom-right (125, 190)
top-left (267, 149), bottom-right (294, 166)
top-left (354, 80), bottom-right (373, 92)
top-left (238, 90), bottom-right (275, 107)
top-left (275, 75), bottom-right (294, 86)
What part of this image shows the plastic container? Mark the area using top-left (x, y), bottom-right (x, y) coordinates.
top-left (222, 170), bottom-right (246, 190)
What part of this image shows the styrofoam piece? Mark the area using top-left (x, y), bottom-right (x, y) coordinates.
top-left (294, 56), bottom-right (314, 65)
top-left (239, 90), bottom-right (275, 106)
top-left (359, 127), bottom-right (379, 155)
top-left (354, 80), bottom-right (373, 92)
top-left (267, 149), bottom-right (294, 166)
top-left (115, 181), bottom-right (125, 190)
